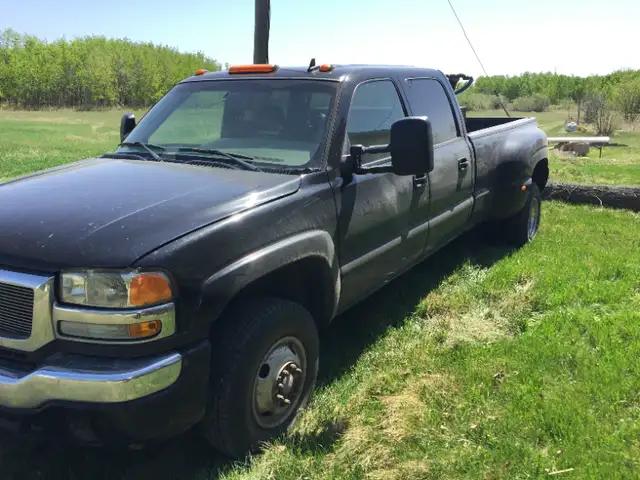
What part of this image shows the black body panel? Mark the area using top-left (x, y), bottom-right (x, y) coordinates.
top-left (0, 159), bottom-right (299, 271)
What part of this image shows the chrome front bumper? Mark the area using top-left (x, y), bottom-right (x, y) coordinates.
top-left (0, 352), bottom-right (182, 409)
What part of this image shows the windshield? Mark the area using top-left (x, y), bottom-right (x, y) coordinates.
top-left (119, 80), bottom-right (337, 170)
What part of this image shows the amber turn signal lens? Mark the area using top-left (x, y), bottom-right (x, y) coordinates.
top-left (318, 64), bottom-right (333, 72)
top-left (229, 64), bottom-right (277, 74)
top-left (128, 320), bottom-right (162, 339)
top-left (128, 273), bottom-right (173, 307)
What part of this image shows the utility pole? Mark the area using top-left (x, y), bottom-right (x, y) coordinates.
top-left (253, 0), bottom-right (270, 64)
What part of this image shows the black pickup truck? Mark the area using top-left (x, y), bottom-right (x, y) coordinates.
top-left (0, 64), bottom-right (548, 455)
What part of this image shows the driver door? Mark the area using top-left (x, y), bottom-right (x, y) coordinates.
top-left (335, 79), bottom-right (426, 310)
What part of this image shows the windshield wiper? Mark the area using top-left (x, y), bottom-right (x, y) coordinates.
top-left (174, 148), bottom-right (261, 171)
top-left (102, 152), bottom-right (147, 161)
top-left (119, 142), bottom-right (164, 161)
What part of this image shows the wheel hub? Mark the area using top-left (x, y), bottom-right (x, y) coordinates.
top-left (275, 361), bottom-right (303, 402)
top-left (252, 337), bottom-right (306, 429)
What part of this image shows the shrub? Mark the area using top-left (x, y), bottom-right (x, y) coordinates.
top-left (511, 94), bottom-right (551, 112)
top-left (594, 108), bottom-right (618, 136)
top-left (584, 93), bottom-right (618, 135)
top-left (457, 92), bottom-right (502, 111)
top-left (584, 93), bottom-right (607, 124)
top-left (614, 79), bottom-right (640, 122)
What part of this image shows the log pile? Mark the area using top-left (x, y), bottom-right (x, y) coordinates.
top-left (543, 183), bottom-right (640, 212)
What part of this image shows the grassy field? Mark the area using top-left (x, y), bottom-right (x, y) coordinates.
top-left (471, 109), bottom-right (640, 186)
top-left (0, 110), bottom-right (639, 479)
top-left (0, 109), bottom-right (141, 181)
top-left (1, 108), bottom-right (640, 185)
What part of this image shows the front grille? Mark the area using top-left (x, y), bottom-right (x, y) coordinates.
top-left (0, 282), bottom-right (34, 339)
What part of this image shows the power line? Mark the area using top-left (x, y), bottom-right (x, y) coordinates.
top-left (446, 0), bottom-right (510, 117)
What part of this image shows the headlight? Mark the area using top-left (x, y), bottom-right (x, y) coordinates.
top-left (60, 270), bottom-right (174, 308)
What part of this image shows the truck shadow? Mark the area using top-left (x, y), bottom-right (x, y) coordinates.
top-left (0, 229), bottom-right (513, 480)
top-left (318, 228), bottom-right (513, 387)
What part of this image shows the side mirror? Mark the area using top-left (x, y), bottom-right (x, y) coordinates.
top-left (120, 112), bottom-right (136, 143)
top-left (390, 117), bottom-right (434, 175)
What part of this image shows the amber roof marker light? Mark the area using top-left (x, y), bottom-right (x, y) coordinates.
top-left (307, 59), bottom-right (334, 73)
top-left (194, 68), bottom-right (209, 76)
top-left (229, 64), bottom-right (278, 74)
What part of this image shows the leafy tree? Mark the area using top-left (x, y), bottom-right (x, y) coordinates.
top-left (0, 30), bottom-right (220, 108)
top-left (472, 70), bottom-right (640, 111)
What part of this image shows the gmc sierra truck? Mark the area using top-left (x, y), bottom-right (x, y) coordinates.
top-left (0, 64), bottom-right (548, 456)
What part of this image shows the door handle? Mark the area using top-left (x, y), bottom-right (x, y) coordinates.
top-left (458, 158), bottom-right (470, 171)
top-left (413, 174), bottom-right (427, 188)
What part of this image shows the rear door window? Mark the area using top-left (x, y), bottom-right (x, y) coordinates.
top-left (405, 78), bottom-right (459, 144)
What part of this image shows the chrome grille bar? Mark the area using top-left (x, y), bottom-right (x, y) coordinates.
top-left (0, 282), bottom-right (34, 338)
top-left (0, 269), bottom-right (55, 352)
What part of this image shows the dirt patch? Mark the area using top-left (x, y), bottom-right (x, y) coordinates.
top-left (380, 374), bottom-right (450, 442)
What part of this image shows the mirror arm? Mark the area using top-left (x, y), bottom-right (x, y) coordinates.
top-left (348, 144), bottom-right (394, 175)
top-left (356, 165), bottom-right (394, 174)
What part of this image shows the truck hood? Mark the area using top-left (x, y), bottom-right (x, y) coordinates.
top-left (0, 158), bottom-right (300, 271)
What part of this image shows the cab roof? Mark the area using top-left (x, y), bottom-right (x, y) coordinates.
top-left (181, 64), bottom-right (445, 84)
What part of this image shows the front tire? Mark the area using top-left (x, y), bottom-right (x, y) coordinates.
top-left (504, 183), bottom-right (542, 246)
top-left (201, 297), bottom-right (319, 457)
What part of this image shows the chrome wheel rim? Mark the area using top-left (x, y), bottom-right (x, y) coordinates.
top-left (252, 336), bottom-right (307, 429)
top-left (528, 196), bottom-right (541, 240)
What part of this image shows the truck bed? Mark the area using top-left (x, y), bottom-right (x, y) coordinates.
top-left (465, 116), bottom-right (528, 134)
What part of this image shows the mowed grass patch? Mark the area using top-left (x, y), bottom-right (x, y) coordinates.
top-left (1, 203), bottom-right (638, 479)
top-left (0, 109), bottom-right (142, 181)
top-left (548, 128), bottom-right (640, 186)
top-left (471, 109), bottom-right (640, 186)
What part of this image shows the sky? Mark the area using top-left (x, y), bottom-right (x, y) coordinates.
top-left (1, 0), bottom-right (638, 77)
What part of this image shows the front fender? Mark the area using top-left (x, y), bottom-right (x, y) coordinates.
top-left (201, 230), bottom-right (339, 323)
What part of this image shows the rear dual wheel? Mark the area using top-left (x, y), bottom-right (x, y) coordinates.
top-left (201, 297), bottom-right (319, 457)
top-left (503, 183), bottom-right (542, 246)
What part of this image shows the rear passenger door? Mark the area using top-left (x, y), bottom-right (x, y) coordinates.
top-left (404, 77), bottom-right (474, 250)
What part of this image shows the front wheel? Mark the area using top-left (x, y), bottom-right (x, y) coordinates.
top-left (201, 297), bottom-right (319, 457)
top-left (503, 183), bottom-right (542, 246)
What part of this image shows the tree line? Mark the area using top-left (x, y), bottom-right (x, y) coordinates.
top-left (460, 70), bottom-right (640, 123)
top-left (0, 29), bottom-right (220, 108)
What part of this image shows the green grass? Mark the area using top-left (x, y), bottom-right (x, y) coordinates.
top-left (1, 110), bottom-right (640, 478)
top-left (0, 109), bottom-right (142, 181)
top-left (471, 109), bottom-right (640, 186)
top-left (1, 203), bottom-right (639, 479)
